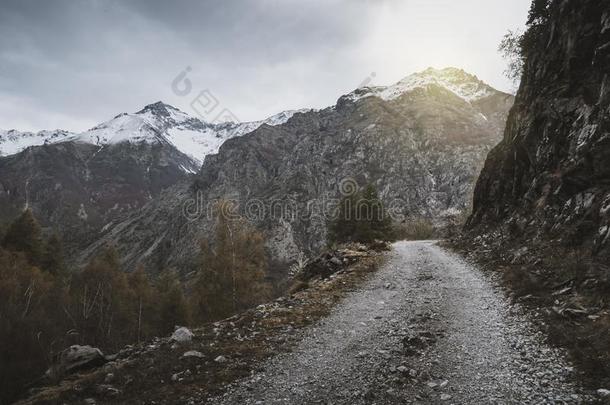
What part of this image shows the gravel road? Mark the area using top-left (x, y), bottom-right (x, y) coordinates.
top-left (210, 241), bottom-right (593, 404)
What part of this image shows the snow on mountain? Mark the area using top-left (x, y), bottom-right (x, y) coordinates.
top-left (346, 67), bottom-right (497, 103)
top-left (2, 66), bottom-right (496, 164)
top-left (0, 102), bottom-right (308, 170)
top-left (0, 129), bottom-right (75, 157)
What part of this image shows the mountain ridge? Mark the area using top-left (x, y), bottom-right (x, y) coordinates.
top-left (75, 67), bottom-right (514, 273)
top-left (0, 102), bottom-right (308, 168)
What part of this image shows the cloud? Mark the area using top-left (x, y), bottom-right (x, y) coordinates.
top-left (0, 0), bottom-right (531, 132)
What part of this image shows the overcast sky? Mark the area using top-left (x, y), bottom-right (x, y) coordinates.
top-left (0, 0), bottom-right (531, 132)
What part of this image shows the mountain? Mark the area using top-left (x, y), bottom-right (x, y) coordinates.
top-left (0, 102), bottom-right (306, 169)
top-left (0, 103), bottom-right (306, 253)
top-left (0, 129), bottom-right (75, 157)
top-left (467, 0), bottom-right (610, 257)
top-left (69, 102), bottom-right (307, 169)
top-left (77, 67), bottom-right (514, 272)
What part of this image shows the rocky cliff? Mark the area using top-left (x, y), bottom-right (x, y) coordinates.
top-left (80, 68), bottom-right (513, 273)
top-left (467, 0), bottom-right (610, 257)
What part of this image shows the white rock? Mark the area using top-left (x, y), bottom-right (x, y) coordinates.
top-left (214, 355), bottom-right (228, 363)
top-left (597, 389), bottom-right (610, 397)
top-left (182, 350), bottom-right (205, 359)
top-left (171, 327), bottom-right (194, 343)
top-left (46, 345), bottom-right (106, 378)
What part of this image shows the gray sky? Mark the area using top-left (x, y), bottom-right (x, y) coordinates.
top-left (0, 0), bottom-right (531, 132)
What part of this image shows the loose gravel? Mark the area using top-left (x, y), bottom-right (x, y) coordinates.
top-left (210, 241), bottom-right (594, 404)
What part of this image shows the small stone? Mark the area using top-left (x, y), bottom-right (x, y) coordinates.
top-left (397, 366), bottom-right (409, 373)
top-left (440, 394), bottom-right (452, 401)
top-left (171, 327), bottom-right (194, 343)
top-left (597, 389), bottom-right (610, 397)
top-left (214, 355), bottom-right (228, 363)
top-left (171, 373), bottom-right (180, 382)
top-left (426, 381), bottom-right (438, 388)
top-left (330, 257), bottom-right (342, 266)
top-left (84, 399), bottom-right (96, 405)
top-left (104, 373), bottom-right (115, 383)
top-left (182, 350), bottom-right (205, 359)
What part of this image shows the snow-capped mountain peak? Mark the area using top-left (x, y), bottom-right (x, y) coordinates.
top-left (0, 102), bottom-right (308, 170)
top-left (135, 101), bottom-right (192, 125)
top-left (347, 67), bottom-right (497, 103)
top-left (0, 129), bottom-right (75, 157)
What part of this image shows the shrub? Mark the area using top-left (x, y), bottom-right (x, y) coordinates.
top-left (328, 184), bottom-right (394, 244)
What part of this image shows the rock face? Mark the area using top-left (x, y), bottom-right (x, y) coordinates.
top-left (80, 68), bottom-right (513, 273)
top-left (468, 0), bottom-right (610, 257)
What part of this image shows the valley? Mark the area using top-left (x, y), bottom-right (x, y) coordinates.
top-left (2, 0), bottom-right (610, 403)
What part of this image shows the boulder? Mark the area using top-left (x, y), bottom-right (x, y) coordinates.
top-left (171, 327), bottom-right (194, 343)
top-left (47, 345), bottom-right (107, 379)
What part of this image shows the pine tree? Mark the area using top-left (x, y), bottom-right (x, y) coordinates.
top-left (328, 184), bottom-right (393, 244)
top-left (361, 184), bottom-right (393, 242)
top-left (0, 246), bottom-right (62, 403)
top-left (2, 209), bottom-right (43, 264)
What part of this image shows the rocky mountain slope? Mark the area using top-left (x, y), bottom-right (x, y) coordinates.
top-left (79, 67), bottom-right (514, 272)
top-left (467, 0), bottom-right (610, 257)
top-left (456, 0), bottom-right (610, 388)
top-left (0, 103), bottom-right (302, 253)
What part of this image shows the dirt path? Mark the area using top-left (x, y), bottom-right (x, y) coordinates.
top-left (210, 241), bottom-right (592, 404)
